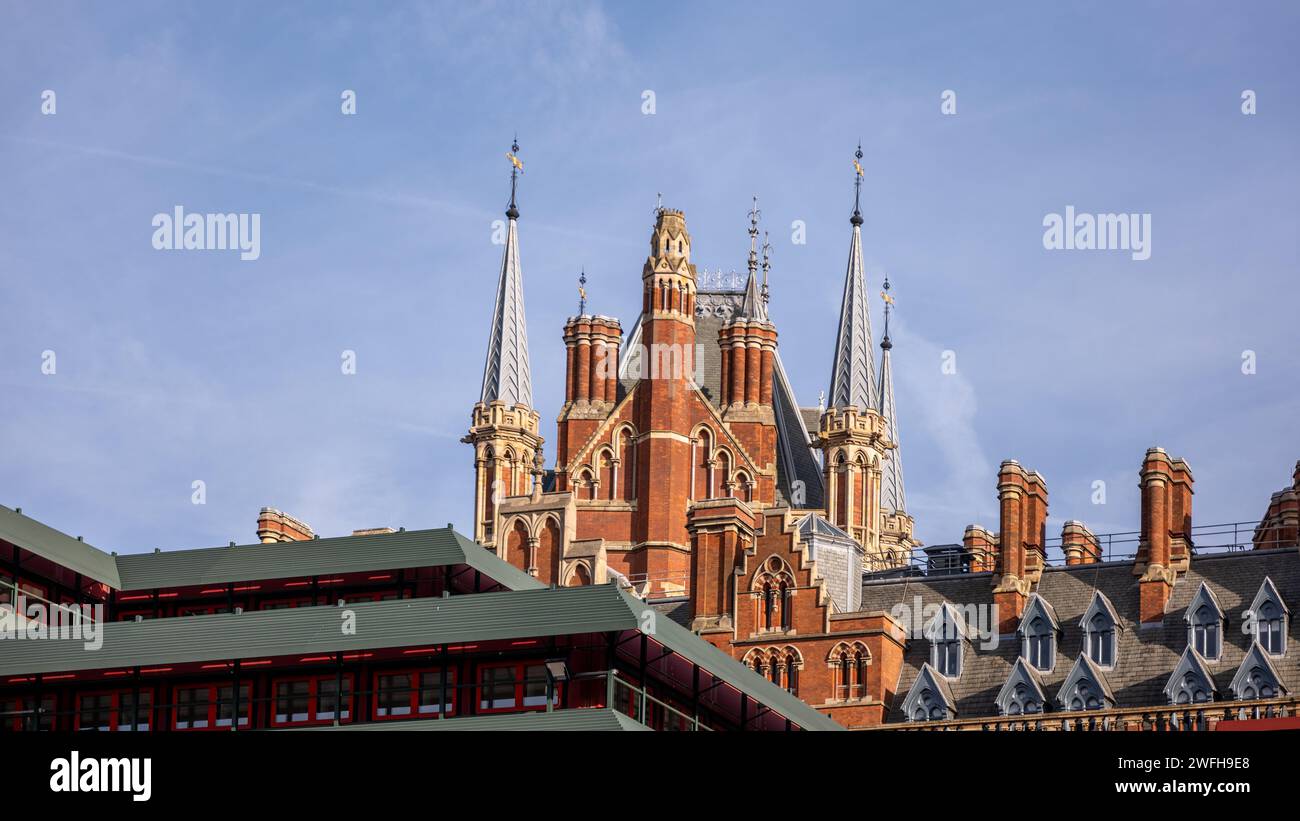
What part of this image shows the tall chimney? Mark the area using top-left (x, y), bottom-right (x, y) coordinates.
top-left (992, 460), bottom-right (1036, 634)
top-left (963, 524), bottom-right (997, 573)
top-left (1136, 447), bottom-right (1182, 623)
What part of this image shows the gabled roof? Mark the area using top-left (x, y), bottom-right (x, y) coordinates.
top-left (1056, 652), bottom-right (1116, 709)
top-left (1079, 589), bottom-right (1122, 631)
top-left (1184, 580), bottom-right (1225, 622)
top-left (901, 662), bottom-right (957, 720)
top-left (112, 527), bottom-right (541, 593)
top-left (995, 657), bottom-right (1047, 715)
top-left (1230, 642), bottom-right (1288, 700)
top-left (796, 513), bottom-right (854, 543)
top-left (314, 708), bottom-right (650, 732)
top-left (1018, 593), bottom-right (1060, 635)
top-left (0, 504), bottom-right (120, 588)
top-left (923, 601), bottom-right (976, 642)
top-left (1163, 646), bottom-right (1217, 704)
top-left (1248, 575), bottom-right (1288, 617)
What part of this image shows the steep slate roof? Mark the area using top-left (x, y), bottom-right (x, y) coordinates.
top-left (860, 549), bottom-right (1300, 723)
top-left (478, 206), bottom-right (533, 407)
top-left (113, 528), bottom-right (541, 593)
top-left (0, 582), bottom-right (841, 731)
top-left (0, 504), bottom-right (120, 588)
top-left (314, 708), bottom-right (650, 732)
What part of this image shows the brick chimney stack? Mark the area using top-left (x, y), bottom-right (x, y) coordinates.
top-left (1136, 447), bottom-right (1191, 623)
top-left (963, 524), bottom-right (997, 573)
top-left (1252, 460), bottom-right (1300, 550)
top-left (1061, 520), bottom-right (1101, 565)
top-left (992, 460), bottom-right (1046, 633)
top-left (257, 507), bottom-right (315, 543)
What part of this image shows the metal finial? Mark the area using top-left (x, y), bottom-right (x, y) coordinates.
top-left (761, 230), bottom-right (772, 308)
top-left (656, 191), bottom-right (663, 214)
top-left (851, 143), bottom-right (864, 226)
top-left (578, 268), bottom-right (588, 315)
top-left (506, 137), bottom-right (522, 219)
top-left (880, 274), bottom-right (894, 349)
top-left (747, 196), bottom-right (761, 279)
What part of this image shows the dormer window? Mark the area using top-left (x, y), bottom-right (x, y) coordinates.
top-left (1231, 643), bottom-right (1288, 701)
top-left (901, 664), bottom-right (956, 722)
top-left (1164, 647), bottom-right (1216, 705)
top-left (996, 658), bottom-right (1048, 716)
top-left (1018, 594), bottom-right (1060, 673)
top-left (925, 603), bottom-right (972, 679)
top-left (1056, 653), bottom-right (1115, 712)
top-left (1079, 591), bottom-right (1121, 669)
top-left (1185, 582), bottom-right (1225, 662)
top-left (1248, 577), bottom-right (1288, 656)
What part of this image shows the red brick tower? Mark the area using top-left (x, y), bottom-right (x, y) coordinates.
top-left (630, 207), bottom-right (699, 594)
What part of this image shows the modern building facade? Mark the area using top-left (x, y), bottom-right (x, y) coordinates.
top-left (0, 505), bottom-right (839, 732)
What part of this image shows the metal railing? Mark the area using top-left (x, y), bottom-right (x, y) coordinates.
top-left (866, 519), bottom-right (1290, 579)
top-left (861, 695), bottom-right (1300, 732)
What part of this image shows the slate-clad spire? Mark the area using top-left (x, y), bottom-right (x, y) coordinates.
top-left (479, 139), bottom-right (533, 407)
top-left (827, 145), bottom-right (877, 410)
top-left (739, 196), bottom-right (768, 320)
top-left (878, 275), bottom-right (905, 513)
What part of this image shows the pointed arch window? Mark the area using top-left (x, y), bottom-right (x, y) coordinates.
top-left (753, 557), bottom-right (794, 633)
top-left (1185, 582), bottom-right (1224, 662)
top-left (925, 603), bottom-right (970, 679)
top-left (830, 642), bottom-right (869, 701)
top-left (1080, 591), bottom-right (1120, 669)
top-left (1248, 578), bottom-right (1288, 656)
top-left (1018, 594), bottom-right (1060, 673)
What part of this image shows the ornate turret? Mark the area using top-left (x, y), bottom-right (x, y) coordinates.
top-left (827, 144), bottom-right (878, 412)
top-left (814, 148), bottom-right (895, 564)
top-left (464, 139), bottom-right (543, 547)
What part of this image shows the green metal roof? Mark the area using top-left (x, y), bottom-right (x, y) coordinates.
top-left (311, 708), bottom-right (649, 732)
top-left (112, 527), bottom-right (542, 593)
top-left (0, 504), bottom-right (120, 588)
top-left (0, 582), bottom-right (841, 730)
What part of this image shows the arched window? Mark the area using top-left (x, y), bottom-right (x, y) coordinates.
top-left (1087, 612), bottom-right (1114, 667)
top-left (926, 604), bottom-right (968, 678)
top-left (1080, 591), bottom-right (1120, 669)
top-left (1191, 604), bottom-right (1220, 660)
top-left (1245, 578), bottom-right (1287, 656)
top-left (753, 557), bottom-right (794, 634)
top-left (1185, 582), bottom-right (1224, 662)
top-left (1024, 616), bottom-right (1054, 672)
top-left (829, 642), bottom-right (869, 701)
top-left (837, 652), bottom-right (851, 700)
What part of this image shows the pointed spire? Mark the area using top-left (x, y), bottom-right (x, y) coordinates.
top-left (878, 275), bottom-right (905, 513)
top-left (827, 146), bottom-right (877, 410)
top-left (739, 197), bottom-right (768, 321)
top-left (479, 139), bottom-right (533, 407)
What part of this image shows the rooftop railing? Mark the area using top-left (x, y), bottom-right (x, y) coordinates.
top-left (860, 695), bottom-right (1300, 732)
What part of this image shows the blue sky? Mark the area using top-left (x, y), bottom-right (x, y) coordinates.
top-left (1, 1), bottom-right (1296, 556)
